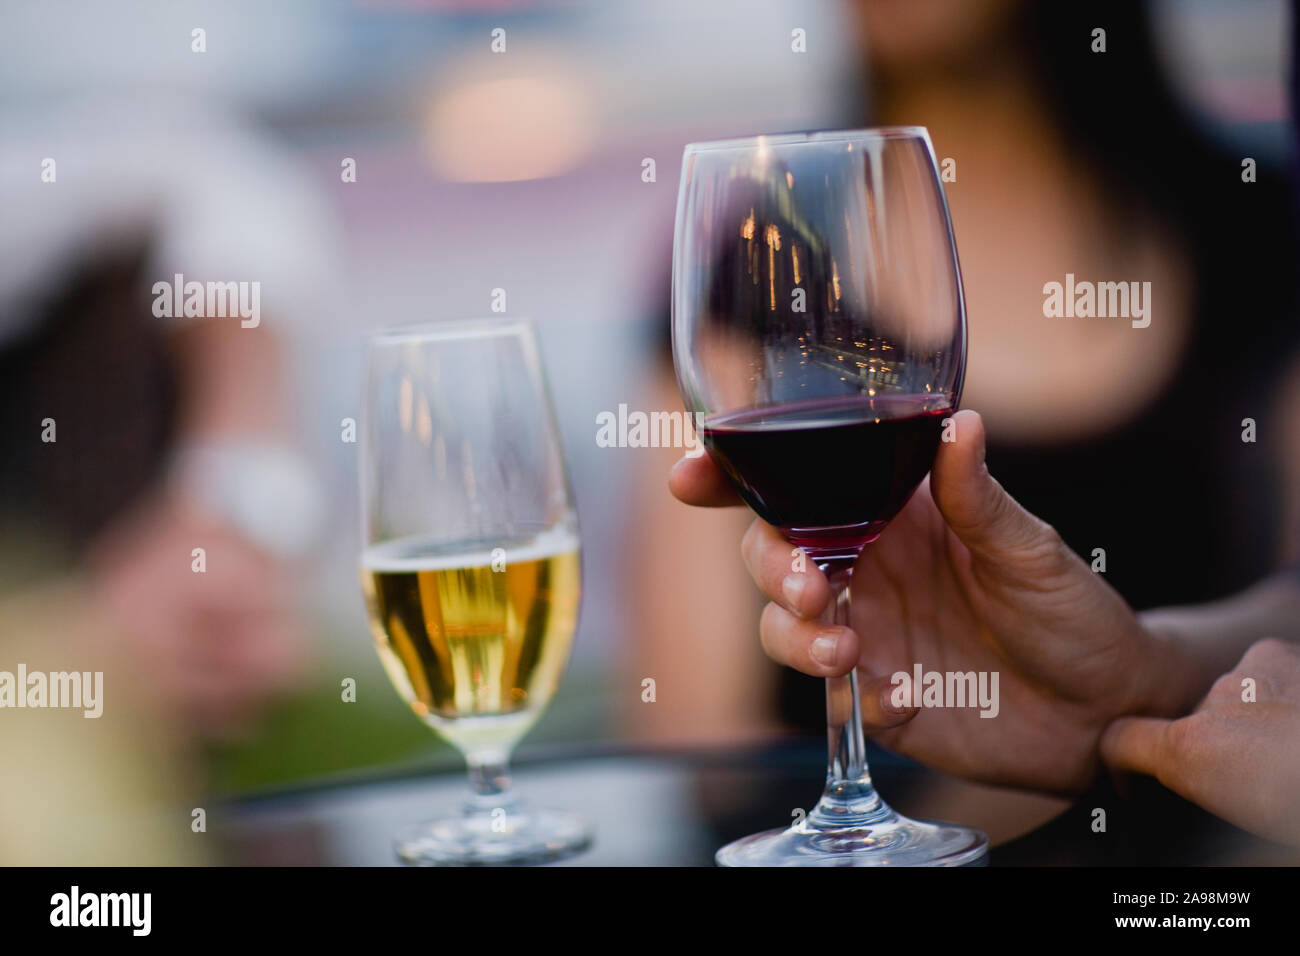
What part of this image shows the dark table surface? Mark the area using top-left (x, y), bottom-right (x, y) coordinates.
top-left (220, 740), bottom-right (1300, 866)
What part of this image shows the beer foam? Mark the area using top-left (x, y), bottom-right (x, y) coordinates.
top-left (361, 525), bottom-right (580, 572)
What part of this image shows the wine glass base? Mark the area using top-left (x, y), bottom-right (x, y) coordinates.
top-left (395, 805), bottom-right (592, 866)
top-left (716, 808), bottom-right (988, 867)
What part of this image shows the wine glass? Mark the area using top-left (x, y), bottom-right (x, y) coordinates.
top-left (672, 128), bottom-right (989, 866)
top-left (359, 318), bottom-right (591, 865)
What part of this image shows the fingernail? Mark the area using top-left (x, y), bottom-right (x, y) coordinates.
top-left (810, 632), bottom-right (839, 667)
top-left (781, 573), bottom-right (805, 612)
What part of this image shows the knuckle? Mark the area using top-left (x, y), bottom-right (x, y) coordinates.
top-left (1162, 716), bottom-right (1195, 754)
top-left (739, 520), bottom-right (758, 559)
top-left (1155, 718), bottom-right (1200, 790)
top-left (1029, 520), bottom-right (1072, 567)
top-left (1207, 670), bottom-right (1242, 700)
top-left (1243, 637), bottom-right (1291, 664)
top-left (759, 601), bottom-right (791, 639)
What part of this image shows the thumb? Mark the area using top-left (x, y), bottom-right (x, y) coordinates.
top-left (931, 409), bottom-right (1061, 561)
top-left (1099, 715), bottom-right (1177, 781)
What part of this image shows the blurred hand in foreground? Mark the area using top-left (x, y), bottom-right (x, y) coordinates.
top-left (1103, 638), bottom-right (1300, 847)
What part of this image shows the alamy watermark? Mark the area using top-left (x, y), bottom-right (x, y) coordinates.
top-left (1042, 273), bottom-right (1151, 328)
top-left (0, 664), bottom-right (102, 717)
top-left (50, 886), bottom-right (150, 936)
top-left (595, 404), bottom-right (706, 457)
top-left (890, 664), bottom-right (999, 718)
top-left (152, 273), bottom-right (261, 327)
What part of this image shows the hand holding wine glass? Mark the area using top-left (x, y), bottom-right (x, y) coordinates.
top-left (671, 408), bottom-right (1205, 794)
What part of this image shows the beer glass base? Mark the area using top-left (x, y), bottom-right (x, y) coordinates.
top-left (394, 805), bottom-right (592, 866)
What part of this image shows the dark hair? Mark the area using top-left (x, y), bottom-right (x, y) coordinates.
top-left (0, 242), bottom-right (177, 546)
top-left (1018, 1), bottom-right (1298, 364)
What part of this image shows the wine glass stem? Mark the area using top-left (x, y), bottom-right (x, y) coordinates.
top-left (811, 564), bottom-right (884, 828)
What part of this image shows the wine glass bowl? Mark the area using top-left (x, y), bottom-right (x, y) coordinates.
top-left (675, 128), bottom-right (967, 566)
top-left (673, 129), bottom-right (987, 865)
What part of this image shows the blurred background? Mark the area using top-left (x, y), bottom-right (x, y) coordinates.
top-left (0, 0), bottom-right (1296, 864)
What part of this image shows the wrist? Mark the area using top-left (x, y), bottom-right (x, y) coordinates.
top-left (1128, 615), bottom-right (1214, 719)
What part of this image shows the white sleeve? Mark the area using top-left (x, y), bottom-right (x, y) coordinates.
top-left (0, 94), bottom-right (341, 343)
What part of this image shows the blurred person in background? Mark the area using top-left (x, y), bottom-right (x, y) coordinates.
top-left (626, 0), bottom-right (1300, 854)
top-left (0, 96), bottom-right (336, 861)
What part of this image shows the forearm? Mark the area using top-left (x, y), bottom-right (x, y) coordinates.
top-left (1139, 568), bottom-right (1300, 717)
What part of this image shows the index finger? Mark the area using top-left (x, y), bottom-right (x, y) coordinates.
top-left (668, 453), bottom-right (743, 507)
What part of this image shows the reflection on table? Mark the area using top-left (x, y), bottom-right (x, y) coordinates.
top-left (220, 741), bottom-right (1300, 866)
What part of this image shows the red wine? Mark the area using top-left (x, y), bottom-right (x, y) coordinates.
top-left (700, 394), bottom-right (951, 561)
